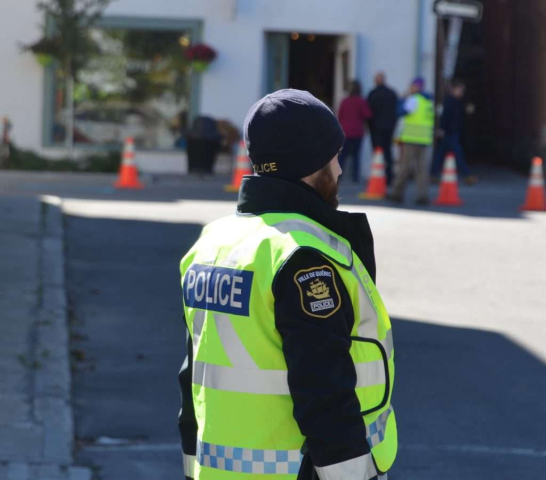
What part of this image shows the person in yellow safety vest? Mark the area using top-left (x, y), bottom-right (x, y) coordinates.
top-left (179, 89), bottom-right (397, 480)
top-left (388, 76), bottom-right (435, 205)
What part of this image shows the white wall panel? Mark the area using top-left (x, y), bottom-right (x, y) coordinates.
top-left (0, 0), bottom-right (436, 173)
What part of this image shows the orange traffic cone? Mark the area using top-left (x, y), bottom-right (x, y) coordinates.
top-left (521, 157), bottom-right (546, 211)
top-left (359, 147), bottom-right (386, 199)
top-left (225, 140), bottom-right (252, 192)
top-left (114, 137), bottom-right (144, 189)
top-left (433, 152), bottom-right (463, 206)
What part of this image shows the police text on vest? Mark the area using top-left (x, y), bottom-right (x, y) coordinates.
top-left (184, 264), bottom-right (253, 316)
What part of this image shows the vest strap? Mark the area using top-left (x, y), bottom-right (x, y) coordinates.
top-left (197, 439), bottom-right (303, 475)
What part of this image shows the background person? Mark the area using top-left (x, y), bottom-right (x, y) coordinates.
top-left (337, 80), bottom-right (373, 182)
top-left (430, 79), bottom-right (478, 185)
top-left (388, 77), bottom-right (435, 205)
top-left (368, 72), bottom-right (399, 185)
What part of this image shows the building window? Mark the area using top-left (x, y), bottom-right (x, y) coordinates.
top-left (45, 17), bottom-right (202, 150)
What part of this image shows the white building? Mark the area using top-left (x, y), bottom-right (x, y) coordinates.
top-left (1, 0), bottom-right (437, 174)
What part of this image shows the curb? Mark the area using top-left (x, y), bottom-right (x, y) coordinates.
top-left (0, 198), bottom-right (92, 480)
top-left (34, 198), bottom-right (73, 464)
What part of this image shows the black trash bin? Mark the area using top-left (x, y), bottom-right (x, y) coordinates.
top-left (186, 116), bottom-right (222, 174)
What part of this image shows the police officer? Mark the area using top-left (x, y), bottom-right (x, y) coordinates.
top-left (179, 89), bottom-right (397, 480)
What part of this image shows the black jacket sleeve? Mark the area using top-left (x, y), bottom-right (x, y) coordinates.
top-left (178, 318), bottom-right (197, 479)
top-left (273, 248), bottom-right (370, 470)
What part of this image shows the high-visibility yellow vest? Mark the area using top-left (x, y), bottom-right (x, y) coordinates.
top-left (399, 94), bottom-right (434, 145)
top-left (180, 212), bottom-right (397, 479)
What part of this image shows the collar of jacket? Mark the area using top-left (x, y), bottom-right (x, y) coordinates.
top-left (236, 175), bottom-right (376, 282)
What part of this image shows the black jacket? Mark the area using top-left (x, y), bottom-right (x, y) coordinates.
top-left (440, 94), bottom-right (464, 135)
top-left (367, 85), bottom-right (399, 131)
top-left (179, 176), bottom-right (378, 478)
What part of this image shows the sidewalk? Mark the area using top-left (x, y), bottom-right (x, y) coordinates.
top-left (0, 195), bottom-right (90, 480)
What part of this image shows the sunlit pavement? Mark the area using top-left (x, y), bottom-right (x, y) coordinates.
top-left (1, 170), bottom-right (545, 480)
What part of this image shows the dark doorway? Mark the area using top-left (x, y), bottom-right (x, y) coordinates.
top-left (436, 0), bottom-right (546, 172)
top-left (288, 33), bottom-right (337, 108)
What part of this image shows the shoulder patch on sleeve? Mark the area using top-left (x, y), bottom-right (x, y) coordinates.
top-left (293, 265), bottom-right (341, 319)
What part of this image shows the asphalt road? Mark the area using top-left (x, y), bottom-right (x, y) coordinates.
top-left (65, 216), bottom-right (203, 479)
top-left (4, 170), bottom-right (543, 480)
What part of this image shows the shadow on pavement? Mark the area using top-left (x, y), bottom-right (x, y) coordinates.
top-left (390, 317), bottom-right (546, 480)
top-left (65, 216), bottom-right (203, 480)
top-left (63, 213), bottom-right (545, 480)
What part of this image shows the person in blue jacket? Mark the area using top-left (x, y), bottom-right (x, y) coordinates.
top-left (430, 79), bottom-right (478, 185)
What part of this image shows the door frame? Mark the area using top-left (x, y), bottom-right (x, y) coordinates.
top-left (264, 30), bottom-right (360, 103)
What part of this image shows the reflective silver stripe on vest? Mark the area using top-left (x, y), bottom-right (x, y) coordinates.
top-left (315, 452), bottom-right (377, 480)
top-left (355, 360), bottom-right (386, 389)
top-left (224, 218), bottom-right (352, 267)
top-left (213, 313), bottom-right (256, 368)
top-left (352, 263), bottom-right (380, 339)
top-left (352, 265), bottom-right (394, 361)
top-left (183, 454), bottom-right (196, 478)
top-left (197, 439), bottom-right (302, 475)
top-left (192, 309), bottom-right (288, 394)
top-left (352, 265), bottom-right (394, 359)
top-left (192, 309), bottom-right (206, 347)
top-left (271, 220), bottom-right (353, 266)
top-left (223, 231), bottom-right (262, 267)
top-left (381, 329), bottom-right (394, 360)
top-left (366, 406), bottom-right (393, 448)
top-left (194, 359), bottom-right (387, 395)
top-left (192, 310), bottom-right (292, 394)
top-left (193, 361), bottom-right (291, 395)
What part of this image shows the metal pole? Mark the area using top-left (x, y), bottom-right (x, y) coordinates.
top-left (231, 0), bottom-right (238, 20)
top-left (416, 0), bottom-right (426, 77)
top-left (434, 17), bottom-right (446, 153)
top-left (0, 117), bottom-right (11, 167)
top-left (442, 17), bottom-right (463, 83)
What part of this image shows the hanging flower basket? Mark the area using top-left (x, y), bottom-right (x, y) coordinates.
top-left (191, 61), bottom-right (210, 73)
top-left (185, 43), bottom-right (217, 73)
top-left (36, 53), bottom-right (54, 67)
top-left (22, 37), bottom-right (60, 68)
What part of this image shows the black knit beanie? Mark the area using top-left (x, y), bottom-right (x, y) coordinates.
top-left (243, 89), bottom-right (345, 180)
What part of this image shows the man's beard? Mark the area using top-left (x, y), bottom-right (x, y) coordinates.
top-left (314, 165), bottom-right (340, 209)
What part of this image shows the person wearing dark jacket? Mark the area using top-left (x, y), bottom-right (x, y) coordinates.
top-left (367, 72), bottom-right (398, 184)
top-left (178, 89), bottom-right (397, 480)
top-left (430, 80), bottom-right (477, 184)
